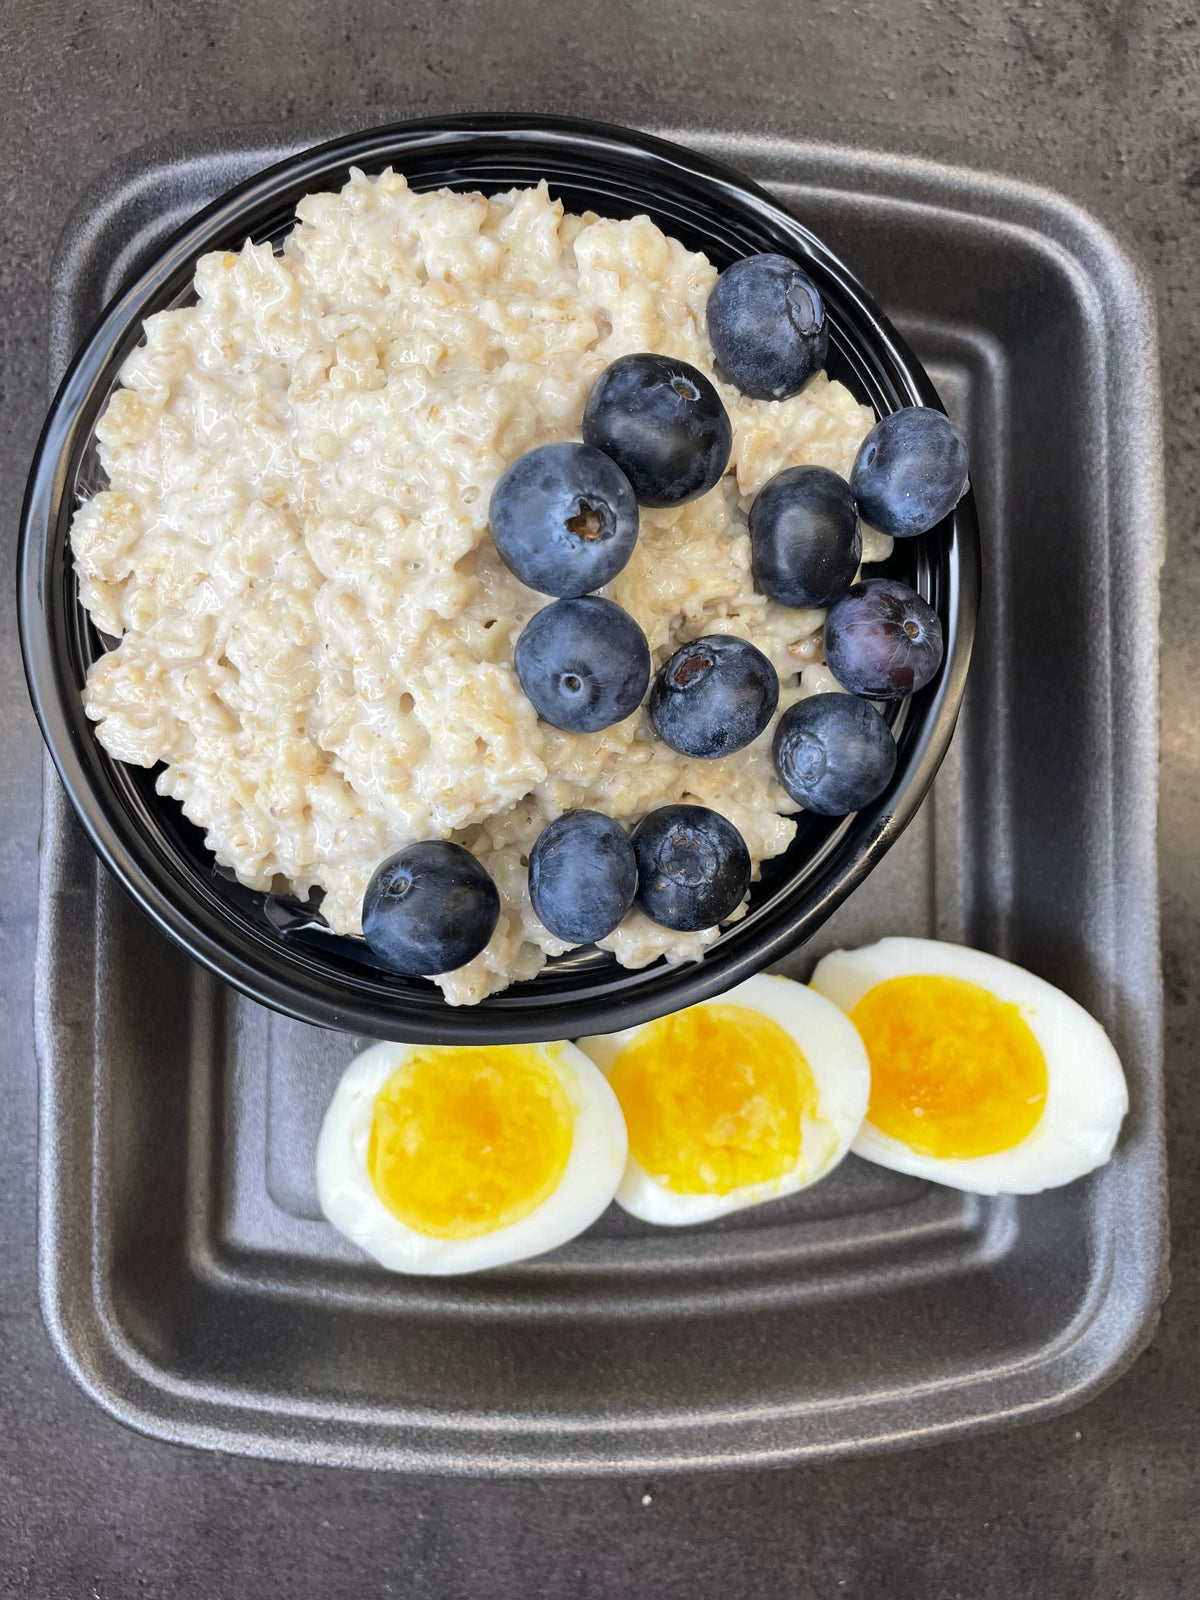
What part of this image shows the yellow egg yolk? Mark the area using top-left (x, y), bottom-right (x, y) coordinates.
top-left (368, 1045), bottom-right (575, 1239)
top-left (851, 974), bottom-right (1048, 1159)
top-left (606, 1005), bottom-right (818, 1195)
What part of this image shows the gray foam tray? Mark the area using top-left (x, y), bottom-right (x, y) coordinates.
top-left (34, 125), bottom-right (1168, 1475)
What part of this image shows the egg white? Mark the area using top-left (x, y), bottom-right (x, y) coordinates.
top-left (810, 937), bottom-right (1129, 1194)
top-left (316, 1039), bottom-right (628, 1274)
top-left (578, 973), bottom-right (871, 1225)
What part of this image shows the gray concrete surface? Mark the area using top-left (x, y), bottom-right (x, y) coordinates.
top-left (1, 0), bottom-right (1197, 1594)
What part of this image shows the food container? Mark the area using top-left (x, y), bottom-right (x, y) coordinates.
top-left (18, 115), bottom-right (979, 1041)
top-left (28, 120), bottom-right (1166, 1474)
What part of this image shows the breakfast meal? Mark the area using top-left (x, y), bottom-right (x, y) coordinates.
top-left (17, 105), bottom-right (1155, 1477)
top-left (69, 167), bottom-right (969, 1006)
top-left (316, 943), bottom-right (1129, 1272)
top-left (69, 159), bottom-right (1100, 1284)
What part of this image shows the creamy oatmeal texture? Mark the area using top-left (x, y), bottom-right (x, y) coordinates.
top-left (71, 171), bottom-right (883, 1004)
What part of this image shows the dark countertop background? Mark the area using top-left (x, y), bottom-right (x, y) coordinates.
top-left (2, 2), bottom-right (1196, 1594)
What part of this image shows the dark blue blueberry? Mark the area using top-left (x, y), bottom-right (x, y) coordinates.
top-left (362, 840), bottom-right (500, 976)
top-left (649, 635), bottom-right (779, 759)
top-left (749, 465), bottom-right (861, 609)
top-left (773, 693), bottom-right (897, 816)
top-left (488, 441), bottom-right (639, 598)
top-left (631, 804), bottom-right (751, 932)
top-left (850, 406), bottom-right (969, 538)
top-left (705, 253), bottom-right (828, 401)
top-left (514, 596), bottom-right (651, 732)
top-left (582, 353), bottom-right (732, 508)
top-left (823, 578), bottom-right (944, 700)
top-left (528, 810), bottom-right (637, 944)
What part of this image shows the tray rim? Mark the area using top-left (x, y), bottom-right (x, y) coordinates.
top-left (33, 122), bottom-right (1169, 1476)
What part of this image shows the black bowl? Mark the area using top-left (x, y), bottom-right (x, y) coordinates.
top-left (18, 114), bottom-right (980, 1043)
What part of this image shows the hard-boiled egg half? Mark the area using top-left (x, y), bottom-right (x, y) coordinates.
top-left (578, 973), bottom-right (870, 1225)
top-left (317, 1040), bottom-right (627, 1274)
top-left (810, 937), bottom-right (1128, 1194)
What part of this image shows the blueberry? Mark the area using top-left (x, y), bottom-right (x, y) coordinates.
top-left (823, 578), bottom-right (944, 700)
top-left (773, 694), bottom-right (898, 816)
top-left (631, 804), bottom-right (751, 932)
top-left (528, 810), bottom-right (637, 944)
top-left (649, 635), bottom-right (779, 759)
top-left (850, 406), bottom-right (969, 539)
top-left (749, 465), bottom-right (861, 610)
top-left (582, 353), bottom-right (732, 508)
top-left (488, 441), bottom-right (639, 598)
top-left (362, 840), bottom-right (500, 976)
top-left (514, 596), bottom-right (651, 732)
top-left (705, 253), bottom-right (829, 401)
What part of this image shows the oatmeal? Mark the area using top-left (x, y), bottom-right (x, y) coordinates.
top-left (71, 170), bottom-right (879, 1004)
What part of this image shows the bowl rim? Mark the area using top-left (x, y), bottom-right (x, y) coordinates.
top-left (17, 111), bottom-right (980, 1042)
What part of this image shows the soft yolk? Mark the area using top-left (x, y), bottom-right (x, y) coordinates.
top-left (368, 1045), bottom-right (575, 1239)
top-left (851, 974), bottom-right (1048, 1159)
top-left (606, 1005), bottom-right (817, 1195)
